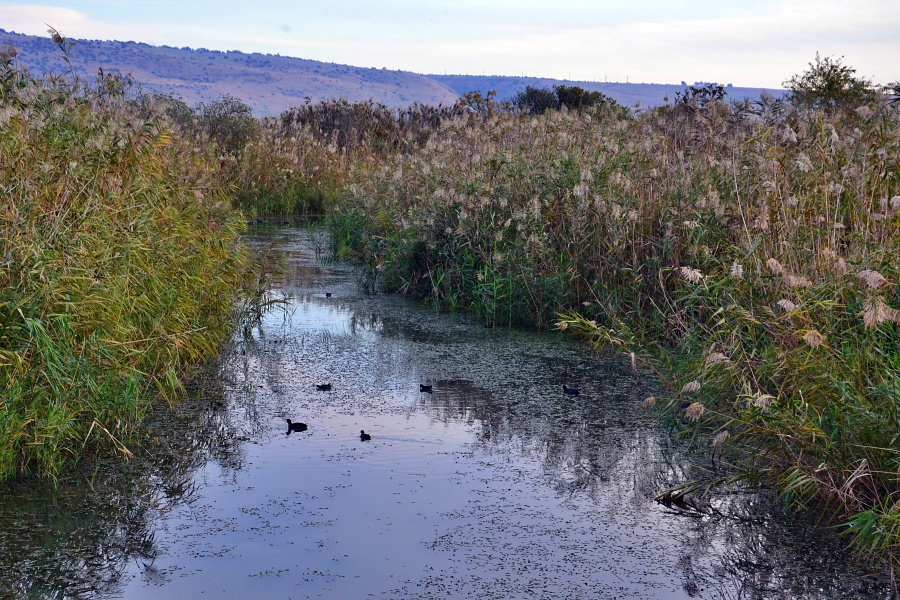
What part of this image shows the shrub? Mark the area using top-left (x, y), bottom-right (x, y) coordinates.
top-left (784, 53), bottom-right (877, 113)
top-left (196, 94), bottom-right (258, 155)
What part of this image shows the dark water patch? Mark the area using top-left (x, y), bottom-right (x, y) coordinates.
top-left (0, 226), bottom-right (893, 599)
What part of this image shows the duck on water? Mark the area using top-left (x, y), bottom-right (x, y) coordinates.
top-left (286, 419), bottom-right (308, 434)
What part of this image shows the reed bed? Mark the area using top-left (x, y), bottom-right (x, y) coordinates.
top-left (241, 90), bottom-right (900, 566)
top-left (17, 47), bottom-right (888, 565)
top-left (233, 99), bottom-right (464, 216)
top-left (0, 54), bottom-right (250, 481)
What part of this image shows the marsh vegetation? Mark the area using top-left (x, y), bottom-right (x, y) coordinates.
top-left (235, 56), bottom-right (900, 569)
top-left (2, 30), bottom-right (899, 577)
top-left (0, 38), bottom-right (251, 482)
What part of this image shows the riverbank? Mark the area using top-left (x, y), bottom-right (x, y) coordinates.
top-left (237, 92), bottom-right (900, 568)
top-left (3, 40), bottom-right (897, 570)
top-left (0, 55), bottom-right (251, 480)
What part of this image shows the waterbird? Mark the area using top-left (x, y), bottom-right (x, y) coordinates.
top-left (562, 385), bottom-right (580, 397)
top-left (325, 292), bottom-right (332, 298)
top-left (286, 419), bottom-right (308, 434)
top-left (316, 383), bottom-right (332, 391)
top-left (359, 430), bottom-right (371, 441)
top-left (420, 384), bottom-right (433, 393)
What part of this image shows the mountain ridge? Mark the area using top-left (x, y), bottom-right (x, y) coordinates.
top-left (1, 29), bottom-right (783, 115)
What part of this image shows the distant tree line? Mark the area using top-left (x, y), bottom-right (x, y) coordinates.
top-left (511, 84), bottom-right (621, 115)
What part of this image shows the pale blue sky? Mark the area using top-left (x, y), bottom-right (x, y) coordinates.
top-left (2, 1), bottom-right (897, 88)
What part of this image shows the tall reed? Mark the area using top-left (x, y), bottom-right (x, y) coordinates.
top-left (0, 48), bottom-right (250, 480)
top-left (200, 69), bottom-right (900, 567)
top-left (296, 94), bottom-right (899, 566)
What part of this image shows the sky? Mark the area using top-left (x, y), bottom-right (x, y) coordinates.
top-left (1, 1), bottom-right (898, 88)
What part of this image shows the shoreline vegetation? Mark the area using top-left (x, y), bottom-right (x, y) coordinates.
top-left (236, 60), bottom-right (900, 569)
top-left (0, 36), bottom-right (252, 482)
top-left (2, 30), bottom-right (899, 573)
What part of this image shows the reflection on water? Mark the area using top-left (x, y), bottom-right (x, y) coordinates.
top-left (0, 225), bottom-right (892, 599)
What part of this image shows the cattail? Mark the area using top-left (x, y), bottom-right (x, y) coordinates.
top-left (712, 430), bottom-right (730, 447)
top-left (730, 261), bottom-right (743, 279)
top-left (681, 380), bottom-right (701, 394)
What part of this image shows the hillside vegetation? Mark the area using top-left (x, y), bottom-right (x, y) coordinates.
top-left (0, 29), bottom-right (460, 114)
top-left (0, 28), bottom-right (782, 115)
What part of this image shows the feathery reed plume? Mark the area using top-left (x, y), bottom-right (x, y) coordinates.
top-left (859, 297), bottom-right (900, 329)
top-left (857, 269), bottom-right (888, 291)
top-left (705, 352), bottom-right (728, 365)
top-left (766, 258), bottom-right (785, 275)
top-left (681, 380), bottom-right (701, 394)
top-left (802, 330), bottom-right (826, 347)
top-left (640, 396), bottom-right (657, 408)
top-left (685, 402), bottom-right (705, 421)
top-left (776, 299), bottom-right (797, 312)
top-left (680, 267), bottom-right (703, 284)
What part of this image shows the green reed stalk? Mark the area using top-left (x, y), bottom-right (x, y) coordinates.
top-left (0, 58), bottom-right (251, 481)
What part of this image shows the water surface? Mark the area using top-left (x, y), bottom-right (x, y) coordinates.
top-left (0, 226), bottom-right (891, 599)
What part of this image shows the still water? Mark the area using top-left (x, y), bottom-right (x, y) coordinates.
top-left (0, 226), bottom-right (892, 599)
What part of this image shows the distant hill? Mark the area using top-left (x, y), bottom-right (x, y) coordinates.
top-left (431, 75), bottom-right (785, 108)
top-left (0, 29), bottom-right (459, 114)
top-left (1, 29), bottom-right (784, 115)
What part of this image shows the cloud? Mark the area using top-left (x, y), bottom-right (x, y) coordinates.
top-left (3, 4), bottom-right (92, 36)
top-left (2, 0), bottom-right (897, 87)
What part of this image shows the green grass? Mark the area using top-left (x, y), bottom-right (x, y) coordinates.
top-left (0, 56), bottom-right (251, 481)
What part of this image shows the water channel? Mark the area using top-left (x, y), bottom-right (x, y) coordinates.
top-left (0, 226), bottom-right (893, 599)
